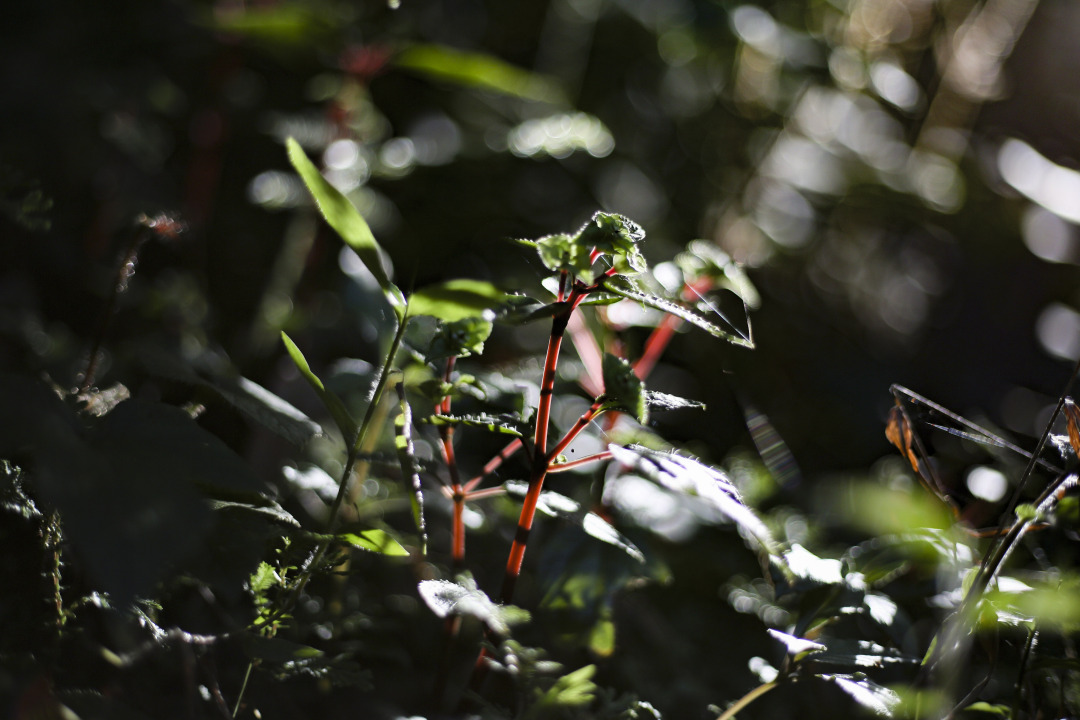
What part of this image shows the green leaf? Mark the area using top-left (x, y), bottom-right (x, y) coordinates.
top-left (407, 279), bottom-right (512, 323)
top-left (339, 529), bottom-right (409, 557)
top-left (417, 576), bottom-right (529, 635)
top-left (394, 44), bottom-right (567, 104)
top-left (523, 212), bottom-right (646, 285)
top-left (394, 383), bottom-right (427, 556)
top-left (601, 353), bottom-right (647, 423)
top-left (963, 702), bottom-right (1013, 717)
top-left (286, 137), bottom-right (405, 314)
top-left (250, 561), bottom-right (279, 594)
top-left (281, 332), bottom-right (358, 440)
top-left (533, 665), bottom-right (597, 710)
top-left (427, 316), bottom-right (493, 359)
top-left (676, 240), bottom-right (761, 309)
top-left (425, 412), bottom-right (527, 438)
top-left (604, 279), bottom-right (754, 348)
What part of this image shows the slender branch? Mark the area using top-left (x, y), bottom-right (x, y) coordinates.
top-left (546, 400), bottom-right (603, 462)
top-left (465, 485), bottom-right (507, 501)
top-left (463, 438), bottom-right (524, 492)
top-left (547, 450), bottom-right (613, 473)
top-left (715, 681), bottom-right (779, 720)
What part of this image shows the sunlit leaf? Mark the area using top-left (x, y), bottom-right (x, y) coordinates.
top-left (601, 353), bottom-right (647, 424)
top-left (766, 628), bottom-right (825, 656)
top-left (407, 279), bottom-right (511, 323)
top-left (339, 529), bottom-right (409, 556)
top-left (962, 702), bottom-right (1012, 716)
top-left (521, 212), bottom-right (646, 285)
top-left (395, 43), bottom-right (567, 104)
top-left (840, 481), bottom-right (955, 535)
top-left (531, 664), bottom-right (597, 711)
top-left (281, 332), bottom-right (358, 440)
top-left (286, 137), bottom-right (405, 314)
top-left (646, 391), bottom-right (705, 412)
top-left (609, 444), bottom-right (778, 555)
top-left (603, 279), bottom-right (754, 348)
top-left (815, 673), bottom-right (901, 717)
top-left (417, 576), bottom-right (528, 635)
top-left (426, 412), bottom-right (527, 437)
top-left (802, 639), bottom-right (919, 670)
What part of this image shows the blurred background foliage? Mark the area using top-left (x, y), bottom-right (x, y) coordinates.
top-left (4, 0), bottom-right (1080, 717)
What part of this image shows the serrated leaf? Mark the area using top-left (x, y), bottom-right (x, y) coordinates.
top-left (250, 562), bottom-right (278, 594)
top-left (814, 673), bottom-right (900, 717)
top-left (601, 353), bottom-right (647, 423)
top-left (417, 577), bottom-right (528, 635)
top-left (281, 332), bottom-right (357, 440)
top-left (608, 444), bottom-right (778, 555)
top-left (394, 43), bottom-right (567, 104)
top-left (340, 529), bottom-right (409, 556)
top-left (524, 212), bottom-right (646, 285)
top-left (286, 137), bottom-right (405, 314)
top-left (646, 391), bottom-right (705, 412)
top-left (427, 316), bottom-right (493, 359)
top-left (604, 279), bottom-right (753, 348)
top-left (394, 383), bottom-right (427, 556)
top-left (426, 412), bottom-right (526, 437)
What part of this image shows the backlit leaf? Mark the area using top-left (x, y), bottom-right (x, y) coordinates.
top-left (427, 316), bottom-right (493, 359)
top-left (1064, 398), bottom-right (1080, 457)
top-left (395, 44), bottom-right (567, 104)
top-left (814, 674), bottom-right (900, 717)
top-left (426, 412), bottom-right (527, 437)
top-left (286, 137), bottom-right (405, 314)
top-left (339, 529), bottom-right (409, 557)
top-left (609, 444), bottom-right (778, 555)
top-left (407, 279), bottom-right (511, 323)
top-left (603, 279), bottom-right (754, 348)
top-left (281, 332), bottom-right (357, 440)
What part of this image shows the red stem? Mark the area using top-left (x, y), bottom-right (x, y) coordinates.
top-left (463, 437), bottom-right (523, 493)
top-left (499, 290), bottom-right (583, 604)
top-left (439, 358), bottom-right (466, 569)
top-left (546, 400), bottom-right (603, 463)
top-left (548, 450), bottom-right (613, 473)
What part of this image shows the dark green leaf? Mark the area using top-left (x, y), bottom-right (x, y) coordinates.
top-left (286, 138), bottom-right (405, 314)
top-left (281, 332), bottom-right (358, 439)
top-left (601, 353), bottom-right (647, 424)
top-left (604, 279), bottom-right (754, 348)
top-left (394, 44), bottom-right (566, 104)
